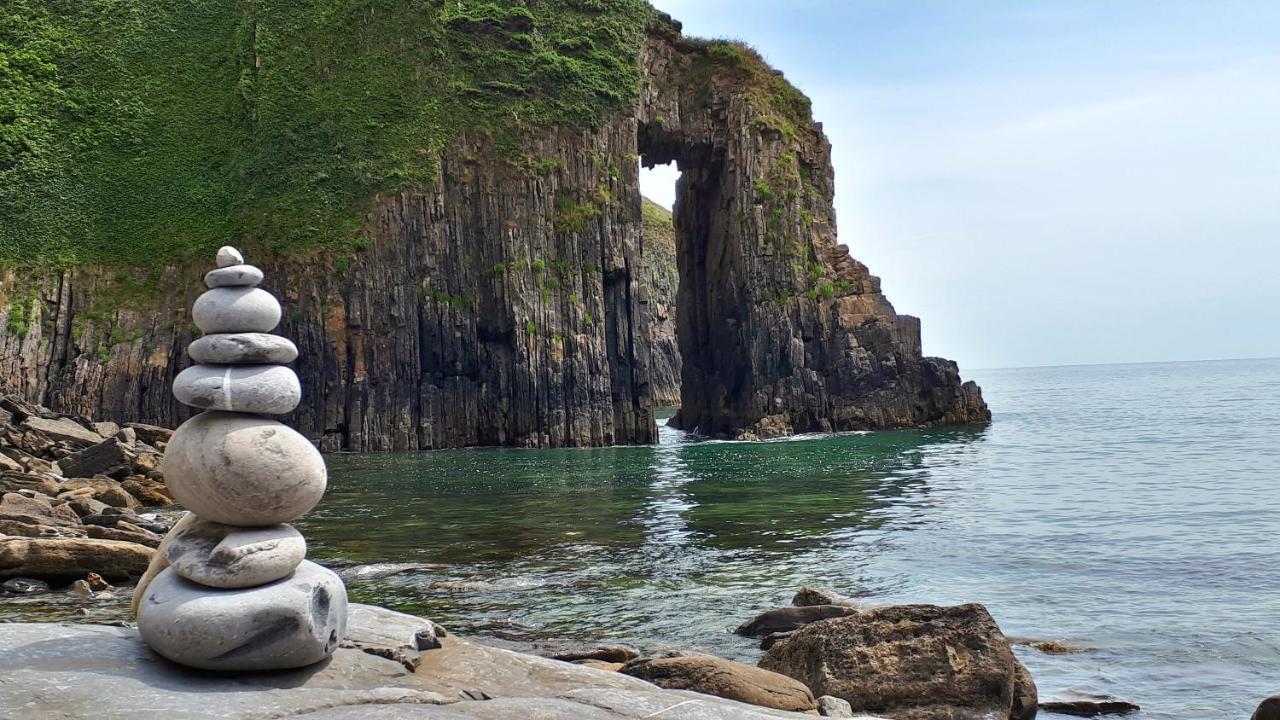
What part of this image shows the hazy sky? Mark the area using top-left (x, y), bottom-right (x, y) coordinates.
top-left (640, 1), bottom-right (1280, 369)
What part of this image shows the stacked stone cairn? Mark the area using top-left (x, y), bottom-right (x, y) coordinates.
top-left (134, 246), bottom-right (347, 671)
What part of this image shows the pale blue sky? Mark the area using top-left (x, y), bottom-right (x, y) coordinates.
top-left (640, 1), bottom-right (1280, 369)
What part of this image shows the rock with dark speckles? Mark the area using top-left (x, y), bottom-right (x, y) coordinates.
top-left (138, 561), bottom-right (347, 671)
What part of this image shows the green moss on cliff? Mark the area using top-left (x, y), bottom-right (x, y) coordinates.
top-left (0, 0), bottom-right (654, 267)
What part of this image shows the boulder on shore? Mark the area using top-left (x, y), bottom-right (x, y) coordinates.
top-left (1254, 695), bottom-right (1280, 720)
top-left (759, 603), bottom-right (1036, 720)
top-left (620, 655), bottom-right (817, 713)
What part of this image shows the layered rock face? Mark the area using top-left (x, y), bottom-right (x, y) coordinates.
top-left (640, 22), bottom-right (988, 438)
top-left (0, 16), bottom-right (986, 449)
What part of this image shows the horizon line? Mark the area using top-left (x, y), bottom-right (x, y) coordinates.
top-left (971, 354), bottom-right (1280, 373)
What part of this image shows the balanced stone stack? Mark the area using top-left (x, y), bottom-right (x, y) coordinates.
top-left (135, 246), bottom-right (347, 671)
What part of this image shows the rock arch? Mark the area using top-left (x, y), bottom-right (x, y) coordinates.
top-left (635, 21), bottom-right (988, 439)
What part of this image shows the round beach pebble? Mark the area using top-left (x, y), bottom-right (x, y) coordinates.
top-left (173, 364), bottom-right (301, 415)
top-left (188, 333), bottom-right (298, 365)
top-left (192, 287), bottom-right (281, 334)
top-left (205, 264), bottom-right (264, 289)
top-left (138, 561), bottom-right (347, 671)
top-left (165, 518), bottom-right (306, 589)
top-left (163, 411), bottom-right (326, 526)
top-left (216, 246), bottom-right (244, 268)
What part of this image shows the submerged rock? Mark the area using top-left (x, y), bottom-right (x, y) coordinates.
top-left (760, 603), bottom-right (1034, 720)
top-left (1039, 690), bottom-right (1140, 717)
top-left (736, 604), bottom-right (859, 636)
top-left (1, 577), bottom-right (49, 594)
top-left (792, 586), bottom-right (860, 608)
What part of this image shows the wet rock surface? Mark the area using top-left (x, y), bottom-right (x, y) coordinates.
top-left (736, 604), bottom-right (859, 636)
top-left (1039, 690), bottom-right (1140, 717)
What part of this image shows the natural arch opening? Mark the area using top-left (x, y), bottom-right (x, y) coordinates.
top-left (638, 162), bottom-right (682, 413)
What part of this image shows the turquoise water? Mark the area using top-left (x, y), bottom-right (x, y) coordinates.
top-left (300, 357), bottom-right (1280, 718)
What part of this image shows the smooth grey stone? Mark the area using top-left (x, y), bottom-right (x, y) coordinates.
top-left (163, 411), bottom-right (326, 525)
top-left (205, 264), bottom-right (264, 289)
top-left (216, 245), bottom-right (244, 268)
top-left (0, 622), bottom-right (442, 720)
top-left (165, 517), bottom-right (306, 589)
top-left (192, 287), bottom-right (281, 334)
top-left (138, 561), bottom-right (347, 671)
top-left (173, 364), bottom-right (301, 414)
top-left (189, 332), bottom-right (299, 364)
top-left (818, 695), bottom-right (856, 717)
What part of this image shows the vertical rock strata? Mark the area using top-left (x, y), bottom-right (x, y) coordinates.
top-left (0, 16), bottom-right (986, 448)
top-left (135, 248), bottom-right (347, 671)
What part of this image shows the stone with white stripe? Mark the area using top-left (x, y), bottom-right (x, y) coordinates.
top-left (173, 364), bottom-right (301, 414)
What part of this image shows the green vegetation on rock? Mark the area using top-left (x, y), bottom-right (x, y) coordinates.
top-left (0, 0), bottom-right (654, 267)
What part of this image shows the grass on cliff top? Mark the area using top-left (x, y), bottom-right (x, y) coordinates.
top-left (0, 0), bottom-right (654, 267)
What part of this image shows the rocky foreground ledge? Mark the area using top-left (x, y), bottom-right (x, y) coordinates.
top-left (0, 603), bottom-right (879, 720)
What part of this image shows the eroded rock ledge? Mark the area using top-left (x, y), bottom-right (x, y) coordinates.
top-left (0, 15), bottom-right (986, 449)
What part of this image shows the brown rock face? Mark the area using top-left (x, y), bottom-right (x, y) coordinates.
top-left (620, 655), bottom-right (816, 713)
top-left (0, 537), bottom-right (153, 582)
top-left (759, 603), bottom-right (1031, 720)
top-left (0, 18), bottom-right (986, 450)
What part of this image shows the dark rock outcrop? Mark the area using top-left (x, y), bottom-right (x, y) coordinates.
top-left (0, 15), bottom-right (986, 450)
top-left (1039, 691), bottom-right (1138, 717)
top-left (759, 603), bottom-right (1034, 720)
top-left (736, 605), bottom-right (860, 637)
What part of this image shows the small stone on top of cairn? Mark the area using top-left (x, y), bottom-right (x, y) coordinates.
top-left (133, 246), bottom-right (347, 672)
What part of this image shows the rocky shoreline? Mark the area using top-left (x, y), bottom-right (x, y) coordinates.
top-left (0, 393), bottom-right (1169, 719)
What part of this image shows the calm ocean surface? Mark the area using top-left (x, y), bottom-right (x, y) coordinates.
top-left (294, 357), bottom-right (1280, 718)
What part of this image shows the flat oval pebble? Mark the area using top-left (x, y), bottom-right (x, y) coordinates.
top-left (138, 562), bottom-right (346, 671)
top-left (192, 287), bottom-right (281, 334)
top-left (204, 264), bottom-right (264, 289)
top-left (188, 333), bottom-right (298, 364)
top-left (173, 364), bottom-right (301, 414)
top-left (165, 518), bottom-right (306, 589)
top-left (163, 411), bottom-right (326, 525)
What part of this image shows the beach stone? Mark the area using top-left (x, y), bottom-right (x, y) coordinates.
top-left (163, 411), bottom-right (326, 525)
top-left (192, 287), bottom-right (281, 334)
top-left (173, 364), bottom-right (301, 415)
top-left (760, 603), bottom-right (1026, 720)
top-left (165, 517), bottom-right (305, 589)
top-left (216, 245), bottom-right (244, 268)
top-left (817, 695), bottom-right (855, 717)
top-left (189, 332), bottom-right (299, 364)
top-left (138, 561), bottom-right (347, 671)
top-left (2, 577), bottom-right (49, 594)
top-left (620, 656), bottom-right (816, 713)
top-left (205, 264), bottom-right (264, 288)
top-left (0, 536), bottom-right (153, 581)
